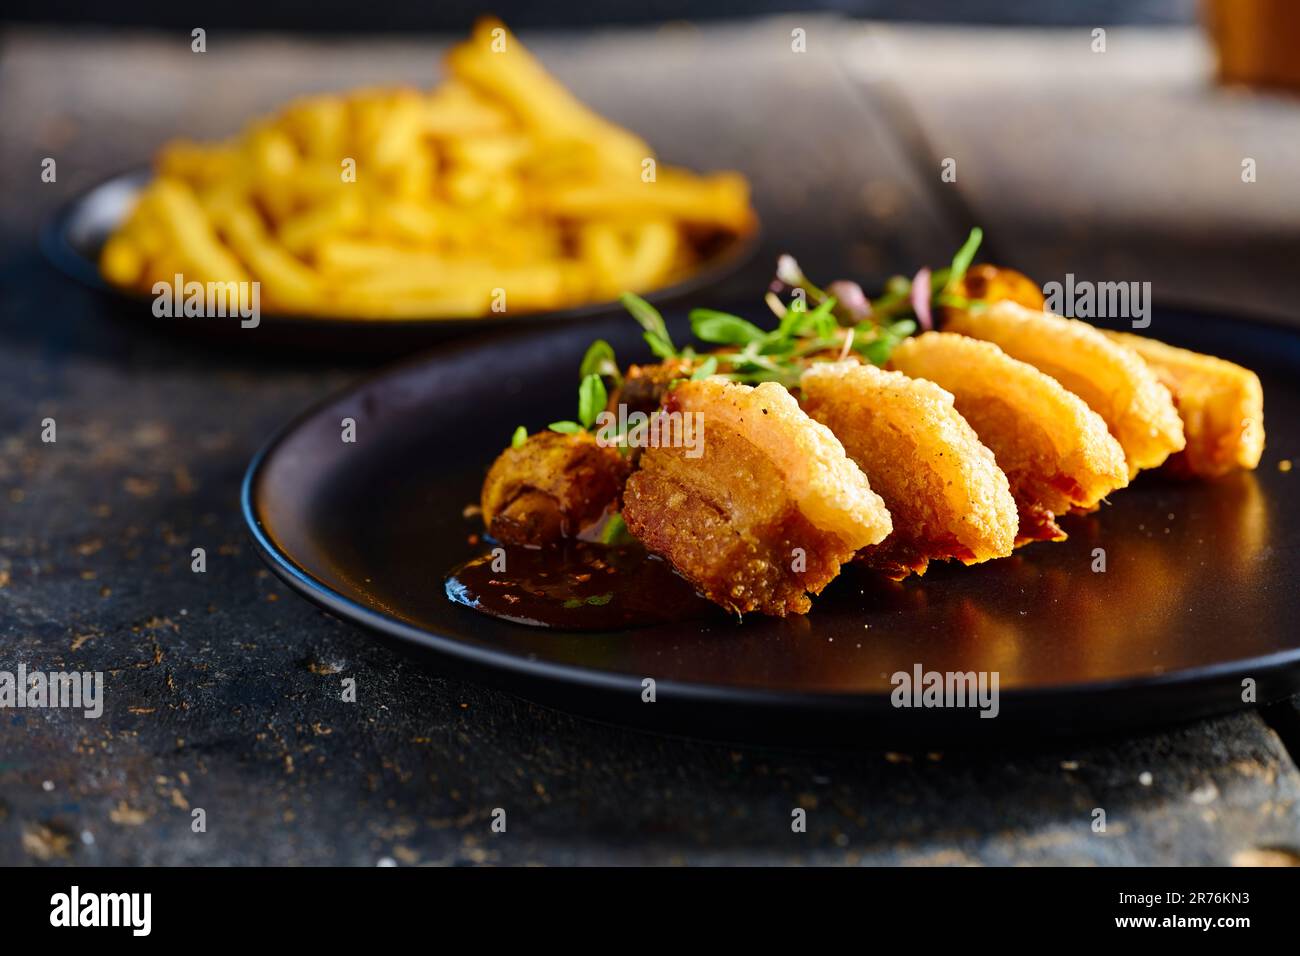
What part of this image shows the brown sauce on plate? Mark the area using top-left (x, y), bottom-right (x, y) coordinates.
top-left (446, 541), bottom-right (716, 630)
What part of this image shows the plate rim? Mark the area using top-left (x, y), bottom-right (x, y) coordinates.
top-left (240, 308), bottom-right (1300, 714)
top-left (41, 166), bottom-right (761, 333)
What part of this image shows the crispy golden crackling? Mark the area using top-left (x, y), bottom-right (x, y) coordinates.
top-left (481, 431), bottom-right (629, 546)
top-left (889, 333), bottom-right (1129, 544)
top-left (622, 379), bottom-right (891, 616)
top-left (800, 361), bottom-right (1017, 578)
top-left (945, 302), bottom-right (1185, 477)
top-left (1103, 330), bottom-right (1264, 478)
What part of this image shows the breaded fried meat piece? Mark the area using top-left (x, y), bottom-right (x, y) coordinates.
top-left (622, 378), bottom-right (891, 616)
top-left (800, 361), bottom-right (1017, 578)
top-left (481, 430), bottom-right (630, 546)
top-left (889, 333), bottom-right (1129, 543)
top-left (1103, 330), bottom-right (1264, 478)
top-left (945, 301), bottom-right (1185, 476)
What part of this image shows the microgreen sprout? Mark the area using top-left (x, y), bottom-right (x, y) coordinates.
top-left (620, 292), bottom-right (678, 360)
top-left (548, 372), bottom-right (607, 435)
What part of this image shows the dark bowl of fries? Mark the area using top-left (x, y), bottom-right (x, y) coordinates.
top-left (43, 18), bottom-right (758, 351)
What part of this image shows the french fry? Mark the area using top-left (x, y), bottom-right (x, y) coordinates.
top-left (98, 17), bottom-right (755, 321)
top-left (539, 170), bottom-right (754, 234)
top-left (423, 81), bottom-right (514, 136)
top-left (278, 193), bottom-right (365, 256)
top-left (445, 18), bottom-right (651, 174)
top-left (151, 178), bottom-right (250, 283)
top-left (280, 95), bottom-right (348, 159)
top-left (100, 234), bottom-right (144, 287)
top-left (217, 201), bottom-right (322, 311)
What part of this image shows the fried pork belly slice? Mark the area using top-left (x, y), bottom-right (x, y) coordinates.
top-left (1102, 330), bottom-right (1264, 478)
top-left (800, 362), bottom-right (1017, 578)
top-left (480, 431), bottom-right (630, 547)
top-left (622, 379), bottom-right (891, 616)
top-left (889, 333), bottom-right (1128, 544)
top-left (945, 301), bottom-right (1185, 476)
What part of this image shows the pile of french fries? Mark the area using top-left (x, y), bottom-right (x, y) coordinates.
top-left (100, 18), bottom-right (755, 320)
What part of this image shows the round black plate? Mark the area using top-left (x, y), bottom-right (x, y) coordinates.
top-left (243, 305), bottom-right (1300, 746)
top-left (42, 169), bottom-right (757, 354)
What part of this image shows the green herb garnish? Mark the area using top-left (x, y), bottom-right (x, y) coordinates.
top-left (549, 372), bottom-right (609, 435)
top-left (690, 355), bottom-right (719, 380)
top-left (579, 339), bottom-right (622, 386)
top-left (620, 292), bottom-right (677, 359)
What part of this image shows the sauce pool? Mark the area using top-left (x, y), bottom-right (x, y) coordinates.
top-left (446, 540), bottom-right (716, 630)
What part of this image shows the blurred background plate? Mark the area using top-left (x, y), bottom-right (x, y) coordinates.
top-left (243, 303), bottom-right (1300, 747)
top-left (41, 168), bottom-right (759, 354)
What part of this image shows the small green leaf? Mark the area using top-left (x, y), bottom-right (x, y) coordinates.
top-left (808, 297), bottom-right (839, 340)
top-left (599, 513), bottom-right (635, 545)
top-left (586, 593), bottom-right (613, 606)
top-left (621, 293), bottom-right (676, 358)
top-left (858, 339), bottom-right (894, 366)
top-left (579, 339), bottom-right (621, 384)
top-left (548, 420), bottom-right (583, 434)
top-left (511, 425), bottom-right (527, 448)
top-left (578, 373), bottom-right (607, 430)
top-left (946, 227), bottom-right (984, 290)
top-left (689, 309), bottom-right (767, 347)
top-left (643, 332), bottom-right (677, 360)
top-left (691, 355), bottom-right (719, 380)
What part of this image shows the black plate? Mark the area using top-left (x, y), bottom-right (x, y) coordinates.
top-left (243, 305), bottom-right (1300, 746)
top-left (42, 169), bottom-right (757, 354)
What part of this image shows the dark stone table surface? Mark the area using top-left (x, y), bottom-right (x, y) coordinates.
top-left (1, 17), bottom-right (1298, 865)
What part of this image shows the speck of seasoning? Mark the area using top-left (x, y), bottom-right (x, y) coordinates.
top-left (1279, 459), bottom-right (1293, 473)
top-left (1060, 760), bottom-right (1080, 771)
top-left (1139, 771), bottom-right (1153, 786)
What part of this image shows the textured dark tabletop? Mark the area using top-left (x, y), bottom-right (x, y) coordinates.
top-left (1, 17), bottom-right (1299, 865)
